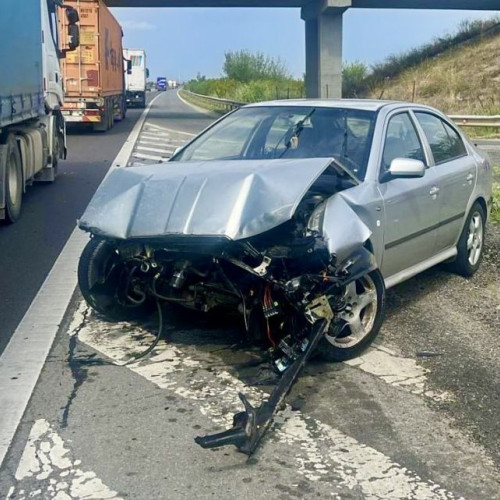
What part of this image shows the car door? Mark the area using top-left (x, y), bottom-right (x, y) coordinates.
top-left (413, 111), bottom-right (476, 252)
top-left (377, 111), bottom-right (440, 280)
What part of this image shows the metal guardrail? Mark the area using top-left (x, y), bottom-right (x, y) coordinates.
top-left (182, 90), bottom-right (500, 128)
top-left (180, 90), bottom-right (244, 112)
top-left (449, 115), bottom-right (500, 128)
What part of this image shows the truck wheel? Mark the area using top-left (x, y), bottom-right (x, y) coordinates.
top-left (94, 100), bottom-right (111, 132)
top-left (108, 100), bottom-right (114, 129)
top-left (4, 134), bottom-right (23, 223)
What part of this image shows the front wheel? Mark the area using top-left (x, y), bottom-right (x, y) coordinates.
top-left (318, 269), bottom-right (385, 362)
top-left (78, 237), bottom-right (151, 321)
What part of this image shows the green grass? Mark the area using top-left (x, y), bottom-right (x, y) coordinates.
top-left (492, 166), bottom-right (500, 224)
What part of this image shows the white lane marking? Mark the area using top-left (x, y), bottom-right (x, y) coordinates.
top-left (132, 152), bottom-right (168, 161)
top-left (137, 139), bottom-right (170, 146)
top-left (6, 419), bottom-right (120, 500)
top-left (145, 121), bottom-right (196, 136)
top-left (139, 132), bottom-right (171, 140)
top-left (0, 93), bottom-right (163, 469)
top-left (346, 344), bottom-right (453, 402)
top-left (136, 145), bottom-right (175, 154)
top-left (68, 304), bottom-right (462, 499)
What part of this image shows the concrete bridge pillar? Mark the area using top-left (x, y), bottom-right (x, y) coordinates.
top-left (301, 1), bottom-right (351, 98)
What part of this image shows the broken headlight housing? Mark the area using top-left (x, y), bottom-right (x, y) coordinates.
top-left (306, 202), bottom-right (326, 234)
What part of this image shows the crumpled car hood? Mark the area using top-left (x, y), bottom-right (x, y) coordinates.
top-left (78, 158), bottom-right (333, 240)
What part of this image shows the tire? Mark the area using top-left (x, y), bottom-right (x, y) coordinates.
top-left (448, 202), bottom-right (486, 277)
top-left (4, 134), bottom-right (23, 223)
top-left (78, 237), bottom-right (151, 321)
top-left (317, 269), bottom-right (385, 362)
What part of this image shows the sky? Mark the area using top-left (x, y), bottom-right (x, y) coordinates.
top-left (111, 6), bottom-right (498, 82)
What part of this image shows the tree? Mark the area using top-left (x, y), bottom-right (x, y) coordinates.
top-left (342, 61), bottom-right (369, 98)
top-left (222, 50), bottom-right (291, 83)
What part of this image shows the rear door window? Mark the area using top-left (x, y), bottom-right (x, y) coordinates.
top-left (414, 112), bottom-right (467, 164)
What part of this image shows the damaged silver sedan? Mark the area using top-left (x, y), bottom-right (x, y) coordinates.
top-left (77, 100), bottom-right (492, 454)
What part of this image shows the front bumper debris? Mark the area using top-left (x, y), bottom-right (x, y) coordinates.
top-left (195, 317), bottom-right (330, 455)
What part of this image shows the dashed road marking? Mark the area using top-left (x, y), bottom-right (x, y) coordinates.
top-left (346, 344), bottom-right (453, 402)
top-left (127, 123), bottom-right (191, 167)
top-left (6, 419), bottom-right (120, 500)
top-left (136, 145), bottom-right (175, 154)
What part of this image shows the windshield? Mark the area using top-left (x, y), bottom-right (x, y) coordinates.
top-left (171, 106), bottom-right (376, 179)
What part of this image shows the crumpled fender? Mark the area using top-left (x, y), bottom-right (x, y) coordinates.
top-left (336, 246), bottom-right (378, 285)
top-left (321, 194), bottom-right (373, 264)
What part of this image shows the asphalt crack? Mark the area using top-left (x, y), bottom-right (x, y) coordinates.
top-left (60, 307), bottom-right (89, 429)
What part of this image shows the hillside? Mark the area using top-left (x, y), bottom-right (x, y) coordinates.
top-left (366, 28), bottom-right (500, 115)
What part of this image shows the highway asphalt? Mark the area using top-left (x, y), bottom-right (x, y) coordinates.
top-left (0, 105), bottom-right (145, 356)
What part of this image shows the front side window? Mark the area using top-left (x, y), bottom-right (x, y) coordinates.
top-left (131, 55), bottom-right (143, 67)
top-left (382, 112), bottom-right (426, 171)
top-left (172, 106), bottom-right (376, 180)
top-left (414, 112), bottom-right (467, 164)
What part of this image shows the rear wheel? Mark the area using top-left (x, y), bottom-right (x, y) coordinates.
top-left (4, 134), bottom-right (23, 223)
top-left (78, 237), bottom-right (151, 321)
top-left (318, 269), bottom-right (385, 362)
top-left (448, 202), bottom-right (485, 277)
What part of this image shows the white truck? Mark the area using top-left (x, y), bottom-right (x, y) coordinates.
top-left (0, 0), bottom-right (79, 223)
top-left (123, 49), bottom-right (148, 108)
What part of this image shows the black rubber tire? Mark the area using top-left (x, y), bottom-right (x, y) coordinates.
top-left (447, 202), bottom-right (486, 277)
top-left (4, 134), bottom-right (23, 223)
top-left (317, 269), bottom-right (385, 362)
top-left (78, 237), bottom-right (151, 321)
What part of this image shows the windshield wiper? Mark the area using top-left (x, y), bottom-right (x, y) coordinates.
top-left (330, 156), bottom-right (360, 185)
top-left (277, 108), bottom-right (316, 158)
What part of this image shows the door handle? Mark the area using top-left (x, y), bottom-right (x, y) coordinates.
top-left (429, 186), bottom-right (440, 197)
top-left (466, 173), bottom-right (474, 182)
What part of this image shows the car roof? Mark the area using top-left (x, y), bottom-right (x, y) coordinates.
top-left (243, 98), bottom-right (430, 113)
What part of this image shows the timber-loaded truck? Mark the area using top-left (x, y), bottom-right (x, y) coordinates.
top-left (0, 0), bottom-right (79, 223)
top-left (124, 49), bottom-right (149, 108)
top-left (58, 0), bottom-right (126, 132)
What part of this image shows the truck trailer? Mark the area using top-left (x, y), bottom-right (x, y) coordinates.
top-left (58, 0), bottom-right (126, 132)
top-left (0, 0), bottom-right (79, 223)
top-left (124, 49), bottom-right (148, 108)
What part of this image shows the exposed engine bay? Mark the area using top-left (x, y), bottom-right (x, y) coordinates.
top-left (78, 159), bottom-right (381, 454)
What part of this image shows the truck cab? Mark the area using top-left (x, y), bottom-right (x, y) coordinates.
top-left (124, 48), bottom-right (148, 108)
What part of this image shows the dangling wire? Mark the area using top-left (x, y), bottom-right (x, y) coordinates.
top-left (263, 286), bottom-right (276, 348)
top-left (121, 300), bottom-right (165, 366)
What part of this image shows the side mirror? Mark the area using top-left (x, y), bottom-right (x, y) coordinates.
top-left (146, 68), bottom-right (150, 78)
top-left (67, 24), bottom-right (80, 51)
top-left (388, 158), bottom-right (425, 178)
top-left (65, 6), bottom-right (80, 25)
top-left (127, 60), bottom-right (132, 75)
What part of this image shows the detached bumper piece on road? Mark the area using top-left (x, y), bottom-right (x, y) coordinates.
top-left (195, 319), bottom-right (330, 455)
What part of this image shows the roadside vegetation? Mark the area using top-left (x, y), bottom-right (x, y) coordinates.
top-left (362, 18), bottom-right (500, 115)
top-left (492, 166), bottom-right (500, 224)
top-left (186, 50), bottom-right (304, 102)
